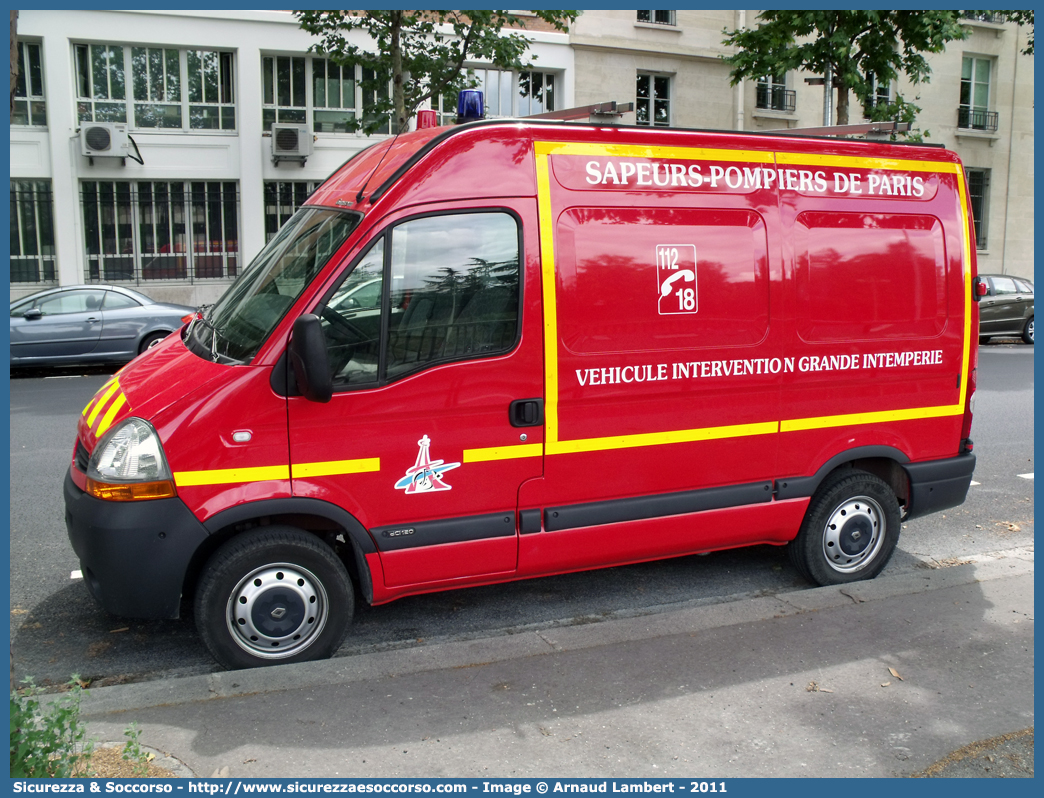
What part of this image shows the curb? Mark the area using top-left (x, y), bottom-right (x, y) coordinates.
top-left (73, 548), bottom-right (1033, 718)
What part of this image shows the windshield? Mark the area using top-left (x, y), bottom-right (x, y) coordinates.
top-left (189, 208), bottom-right (360, 363)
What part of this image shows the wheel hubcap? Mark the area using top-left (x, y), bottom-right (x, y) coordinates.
top-left (822, 496), bottom-right (885, 573)
top-left (226, 563), bottom-right (329, 659)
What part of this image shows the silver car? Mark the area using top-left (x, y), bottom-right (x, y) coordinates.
top-left (10, 284), bottom-right (195, 365)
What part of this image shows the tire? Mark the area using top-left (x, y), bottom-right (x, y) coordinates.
top-left (194, 526), bottom-right (354, 670)
top-left (787, 469), bottom-right (901, 586)
top-left (139, 331), bottom-right (170, 354)
top-left (978, 336), bottom-right (991, 345)
top-left (1022, 316), bottom-right (1033, 345)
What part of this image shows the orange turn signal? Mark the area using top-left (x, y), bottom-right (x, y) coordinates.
top-left (86, 478), bottom-right (177, 502)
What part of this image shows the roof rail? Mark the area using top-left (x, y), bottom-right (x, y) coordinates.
top-left (526, 101), bottom-right (635, 124)
top-left (779, 121), bottom-right (912, 139)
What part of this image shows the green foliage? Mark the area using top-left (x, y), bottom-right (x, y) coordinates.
top-left (10, 677), bottom-right (93, 778)
top-left (722, 11), bottom-right (967, 125)
top-left (121, 722), bottom-right (152, 777)
top-left (295, 10), bottom-right (579, 135)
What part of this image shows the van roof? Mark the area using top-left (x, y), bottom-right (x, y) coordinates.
top-left (307, 119), bottom-right (953, 212)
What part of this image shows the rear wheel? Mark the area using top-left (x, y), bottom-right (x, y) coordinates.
top-left (787, 469), bottom-right (901, 586)
top-left (139, 331), bottom-right (169, 354)
top-left (194, 526), bottom-right (354, 669)
top-left (1022, 316), bottom-right (1033, 345)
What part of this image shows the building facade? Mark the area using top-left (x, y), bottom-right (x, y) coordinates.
top-left (9, 9), bottom-right (572, 305)
top-left (569, 9), bottom-right (1034, 280)
top-left (9, 9), bottom-right (1033, 305)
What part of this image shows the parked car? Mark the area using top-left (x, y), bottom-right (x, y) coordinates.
top-left (978, 274), bottom-right (1033, 344)
top-left (10, 284), bottom-right (195, 365)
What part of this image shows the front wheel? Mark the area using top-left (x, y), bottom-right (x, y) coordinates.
top-left (139, 331), bottom-right (169, 354)
top-left (1023, 316), bottom-right (1033, 345)
top-left (194, 527), bottom-right (354, 669)
top-left (787, 469), bottom-right (901, 586)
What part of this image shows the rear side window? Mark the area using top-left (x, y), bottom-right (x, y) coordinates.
top-left (318, 211), bottom-right (521, 389)
top-left (991, 276), bottom-right (1018, 295)
top-left (1014, 278), bottom-right (1033, 294)
top-left (794, 213), bottom-right (948, 342)
top-left (102, 291), bottom-right (142, 310)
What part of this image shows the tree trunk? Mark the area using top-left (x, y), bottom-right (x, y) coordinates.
top-left (390, 11), bottom-right (407, 133)
top-left (835, 81), bottom-right (849, 125)
top-left (10, 10), bottom-right (19, 116)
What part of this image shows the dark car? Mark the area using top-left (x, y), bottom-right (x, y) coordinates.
top-left (10, 284), bottom-right (195, 365)
top-left (978, 274), bottom-right (1033, 345)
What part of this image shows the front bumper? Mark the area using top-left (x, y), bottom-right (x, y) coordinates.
top-left (904, 453), bottom-right (977, 520)
top-left (64, 468), bottom-right (210, 619)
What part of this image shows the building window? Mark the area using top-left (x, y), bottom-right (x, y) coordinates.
top-left (76, 43), bottom-right (235, 130)
top-left (756, 74), bottom-right (796, 113)
top-left (81, 180), bottom-right (239, 283)
top-left (518, 70), bottom-right (556, 116)
top-left (866, 74), bottom-right (891, 109)
top-left (262, 56), bottom-right (391, 134)
top-left (264, 181), bottom-right (319, 242)
top-left (469, 67), bottom-right (515, 118)
top-left (12, 41), bottom-right (46, 127)
top-left (10, 180), bottom-right (56, 284)
top-left (636, 73), bottom-right (671, 126)
top-left (965, 168), bottom-right (990, 249)
top-left (637, 11), bottom-right (676, 26)
top-left (959, 56), bottom-right (998, 131)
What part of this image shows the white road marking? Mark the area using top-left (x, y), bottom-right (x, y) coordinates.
top-left (970, 481), bottom-right (981, 486)
top-left (71, 570), bottom-right (83, 580)
top-left (44, 375), bottom-right (83, 379)
top-left (1018, 473), bottom-right (1034, 480)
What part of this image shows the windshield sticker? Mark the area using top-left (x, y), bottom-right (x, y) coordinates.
top-left (395, 435), bottom-right (461, 494)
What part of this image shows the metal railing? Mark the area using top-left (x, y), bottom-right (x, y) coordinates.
top-left (756, 85), bottom-right (797, 113)
top-left (957, 107), bottom-right (1000, 132)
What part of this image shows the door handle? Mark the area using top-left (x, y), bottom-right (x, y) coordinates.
top-left (509, 398), bottom-right (544, 427)
top-left (86, 317), bottom-right (101, 323)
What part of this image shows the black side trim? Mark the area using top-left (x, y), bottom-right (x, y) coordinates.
top-left (372, 511), bottom-right (516, 551)
top-left (519, 509), bottom-right (542, 534)
top-left (903, 453), bottom-right (977, 520)
top-left (202, 498), bottom-right (377, 555)
top-left (543, 481), bottom-right (773, 533)
top-left (775, 446), bottom-right (911, 500)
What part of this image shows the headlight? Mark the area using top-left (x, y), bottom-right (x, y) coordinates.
top-left (86, 418), bottom-right (176, 501)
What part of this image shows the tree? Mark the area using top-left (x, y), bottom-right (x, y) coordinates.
top-left (722, 11), bottom-right (967, 126)
top-left (295, 10), bottom-right (578, 135)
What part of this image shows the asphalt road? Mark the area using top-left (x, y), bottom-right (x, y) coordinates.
top-left (9, 342), bottom-right (1033, 687)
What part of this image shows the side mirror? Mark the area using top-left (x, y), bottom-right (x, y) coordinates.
top-left (23, 308), bottom-right (42, 320)
top-left (289, 314), bottom-right (333, 403)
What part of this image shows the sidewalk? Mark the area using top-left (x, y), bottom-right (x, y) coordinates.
top-left (78, 552), bottom-right (1034, 778)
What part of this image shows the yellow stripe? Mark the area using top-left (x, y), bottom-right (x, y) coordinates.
top-left (94, 393), bottom-right (127, 437)
top-left (534, 140), bottom-right (776, 164)
top-left (463, 443), bottom-right (543, 463)
top-left (548, 422), bottom-right (779, 455)
top-left (174, 465), bottom-right (291, 487)
top-left (86, 381), bottom-right (121, 427)
top-left (291, 458), bottom-right (381, 478)
top-left (82, 377), bottom-right (117, 418)
top-left (775, 152), bottom-right (962, 174)
top-left (535, 143), bottom-right (561, 446)
top-left (531, 138), bottom-right (971, 458)
top-left (781, 405), bottom-right (962, 434)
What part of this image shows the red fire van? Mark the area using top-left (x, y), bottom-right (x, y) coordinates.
top-left (66, 121), bottom-right (979, 669)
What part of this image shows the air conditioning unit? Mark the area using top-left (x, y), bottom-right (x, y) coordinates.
top-left (80, 122), bottom-right (131, 158)
top-left (271, 123), bottom-right (313, 164)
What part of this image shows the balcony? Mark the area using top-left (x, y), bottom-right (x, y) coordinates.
top-left (957, 107), bottom-right (999, 132)
top-left (962, 11), bottom-right (1004, 24)
top-left (756, 85), bottom-right (796, 113)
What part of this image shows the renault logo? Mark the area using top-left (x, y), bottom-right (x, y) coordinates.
top-left (270, 607), bottom-right (287, 620)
